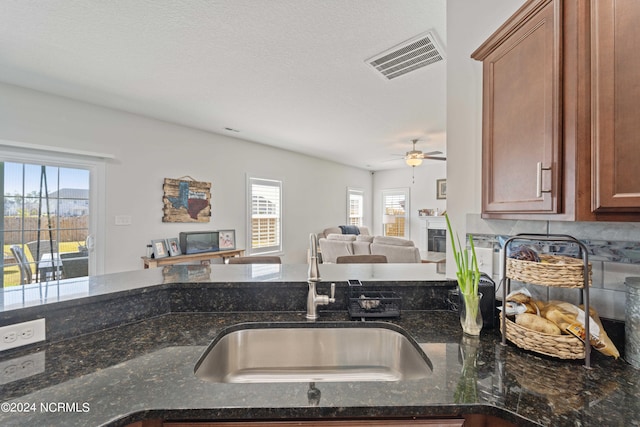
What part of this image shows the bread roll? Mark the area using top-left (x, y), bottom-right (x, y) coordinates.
top-left (542, 301), bottom-right (620, 359)
top-left (515, 313), bottom-right (562, 335)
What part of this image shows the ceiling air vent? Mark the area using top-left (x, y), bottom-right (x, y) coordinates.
top-left (367, 31), bottom-right (445, 80)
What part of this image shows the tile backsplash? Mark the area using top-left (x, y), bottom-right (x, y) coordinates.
top-left (466, 213), bottom-right (640, 321)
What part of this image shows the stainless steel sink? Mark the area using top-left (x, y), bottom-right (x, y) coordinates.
top-left (194, 322), bottom-right (433, 383)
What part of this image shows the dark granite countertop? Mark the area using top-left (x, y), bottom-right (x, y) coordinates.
top-left (0, 265), bottom-right (637, 427)
top-left (0, 263), bottom-right (446, 313)
top-left (0, 310), bottom-right (637, 427)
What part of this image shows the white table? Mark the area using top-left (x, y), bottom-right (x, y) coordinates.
top-left (37, 252), bottom-right (62, 281)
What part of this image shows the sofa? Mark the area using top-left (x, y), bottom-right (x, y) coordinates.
top-left (318, 232), bottom-right (421, 263)
top-left (317, 225), bottom-right (370, 239)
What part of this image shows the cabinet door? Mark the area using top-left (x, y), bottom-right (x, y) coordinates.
top-left (592, 0), bottom-right (640, 211)
top-left (477, 0), bottom-right (562, 215)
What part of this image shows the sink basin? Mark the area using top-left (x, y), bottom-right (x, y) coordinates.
top-left (194, 322), bottom-right (433, 383)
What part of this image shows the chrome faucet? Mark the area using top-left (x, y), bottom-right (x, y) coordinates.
top-left (306, 281), bottom-right (336, 320)
top-left (306, 233), bottom-right (335, 320)
top-left (308, 233), bottom-right (321, 283)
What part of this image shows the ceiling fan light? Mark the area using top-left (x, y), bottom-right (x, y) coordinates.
top-left (406, 157), bottom-right (423, 167)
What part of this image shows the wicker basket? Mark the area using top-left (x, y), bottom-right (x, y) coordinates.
top-left (506, 254), bottom-right (592, 288)
top-left (500, 313), bottom-right (585, 359)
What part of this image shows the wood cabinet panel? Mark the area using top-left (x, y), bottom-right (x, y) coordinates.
top-left (474, 0), bottom-right (640, 221)
top-left (474, 0), bottom-right (561, 215)
top-left (592, 0), bottom-right (640, 211)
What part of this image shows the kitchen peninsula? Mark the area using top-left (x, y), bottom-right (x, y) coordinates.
top-left (0, 264), bottom-right (637, 427)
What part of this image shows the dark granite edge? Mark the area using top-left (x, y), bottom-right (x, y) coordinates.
top-left (111, 404), bottom-right (541, 427)
top-left (0, 283), bottom-right (171, 321)
top-left (0, 279), bottom-right (457, 319)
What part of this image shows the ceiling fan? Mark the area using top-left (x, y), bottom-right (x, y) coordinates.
top-left (400, 139), bottom-right (446, 167)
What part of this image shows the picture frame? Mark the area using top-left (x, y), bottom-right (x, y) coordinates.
top-left (151, 239), bottom-right (169, 258)
top-left (436, 179), bottom-right (447, 200)
top-left (166, 237), bottom-right (182, 256)
top-left (162, 177), bottom-right (212, 223)
top-left (218, 230), bottom-right (236, 250)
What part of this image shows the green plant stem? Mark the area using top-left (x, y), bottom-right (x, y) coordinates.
top-left (454, 336), bottom-right (480, 403)
top-left (445, 214), bottom-right (480, 296)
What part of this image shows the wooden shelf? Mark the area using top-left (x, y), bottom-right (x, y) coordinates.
top-left (141, 249), bottom-right (245, 268)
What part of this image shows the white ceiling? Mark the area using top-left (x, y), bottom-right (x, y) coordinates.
top-left (0, 0), bottom-right (447, 171)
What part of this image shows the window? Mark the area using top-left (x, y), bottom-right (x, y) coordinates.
top-left (2, 160), bottom-right (94, 287)
top-left (382, 188), bottom-right (410, 237)
top-left (248, 177), bottom-right (282, 255)
top-left (1, 145), bottom-right (105, 291)
top-left (347, 187), bottom-right (364, 226)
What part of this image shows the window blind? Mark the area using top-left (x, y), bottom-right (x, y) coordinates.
top-left (347, 188), bottom-right (364, 226)
top-left (249, 177), bottom-right (282, 254)
top-left (382, 189), bottom-right (409, 237)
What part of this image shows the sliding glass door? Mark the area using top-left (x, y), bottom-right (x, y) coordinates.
top-left (2, 160), bottom-right (94, 287)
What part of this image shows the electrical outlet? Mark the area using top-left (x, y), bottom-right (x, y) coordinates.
top-left (3, 331), bottom-right (17, 343)
top-left (21, 328), bottom-right (34, 340)
top-left (0, 351), bottom-right (46, 384)
top-left (0, 319), bottom-right (46, 352)
top-left (474, 247), bottom-right (494, 277)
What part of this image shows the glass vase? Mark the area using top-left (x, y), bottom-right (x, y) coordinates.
top-left (454, 335), bottom-right (480, 403)
top-left (459, 292), bottom-right (483, 336)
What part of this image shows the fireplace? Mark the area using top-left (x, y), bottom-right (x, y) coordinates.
top-left (428, 228), bottom-right (446, 253)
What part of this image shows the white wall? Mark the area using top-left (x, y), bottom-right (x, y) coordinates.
top-left (0, 0), bottom-right (528, 275)
top-left (445, 0), bottom-right (527, 278)
top-left (372, 161), bottom-right (446, 242)
top-left (0, 82), bottom-right (372, 272)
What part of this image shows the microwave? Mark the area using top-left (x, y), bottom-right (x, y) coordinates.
top-left (179, 231), bottom-right (219, 254)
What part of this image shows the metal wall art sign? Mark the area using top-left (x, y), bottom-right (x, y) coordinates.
top-left (162, 177), bottom-right (211, 223)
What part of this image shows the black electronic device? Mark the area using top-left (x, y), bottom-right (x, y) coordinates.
top-left (179, 231), bottom-right (220, 254)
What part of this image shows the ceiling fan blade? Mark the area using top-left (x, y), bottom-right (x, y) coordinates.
top-left (422, 150), bottom-right (443, 156)
top-left (423, 156), bottom-right (447, 161)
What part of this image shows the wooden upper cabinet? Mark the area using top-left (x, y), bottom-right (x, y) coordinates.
top-left (472, 0), bottom-right (562, 216)
top-left (591, 0), bottom-right (640, 212)
top-left (473, 0), bottom-right (640, 221)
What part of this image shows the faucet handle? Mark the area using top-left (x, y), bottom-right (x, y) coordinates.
top-left (330, 282), bottom-right (336, 302)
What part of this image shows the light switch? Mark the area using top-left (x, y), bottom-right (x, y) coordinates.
top-left (115, 215), bottom-right (132, 226)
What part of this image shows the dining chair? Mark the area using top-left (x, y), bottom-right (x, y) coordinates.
top-left (10, 245), bottom-right (33, 284)
top-left (26, 240), bottom-right (58, 261)
top-left (336, 255), bottom-right (388, 264)
top-left (60, 252), bottom-right (89, 278)
top-left (227, 256), bottom-right (281, 264)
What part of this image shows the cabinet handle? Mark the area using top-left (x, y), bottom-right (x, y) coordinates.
top-left (536, 162), bottom-right (552, 198)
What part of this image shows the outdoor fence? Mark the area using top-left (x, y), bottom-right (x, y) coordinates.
top-left (3, 216), bottom-right (89, 244)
